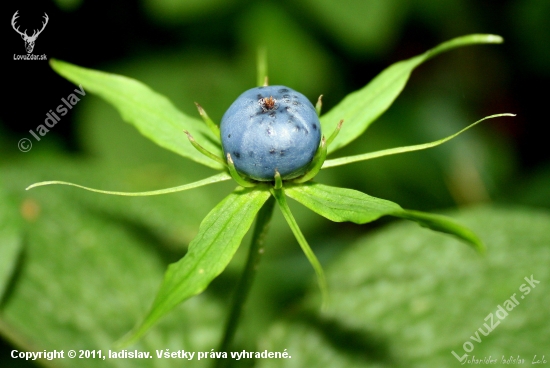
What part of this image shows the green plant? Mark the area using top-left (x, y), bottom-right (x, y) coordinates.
top-left (27, 34), bottom-right (513, 354)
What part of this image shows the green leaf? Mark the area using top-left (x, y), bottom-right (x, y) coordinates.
top-left (119, 186), bottom-right (271, 346)
top-left (50, 59), bottom-right (224, 170)
top-left (26, 172), bottom-right (231, 196)
top-left (75, 51), bottom-right (250, 168)
top-left (323, 113), bottom-right (515, 169)
top-left (271, 188), bottom-right (328, 307)
top-left (320, 34), bottom-right (503, 154)
top-left (285, 182), bottom-right (483, 252)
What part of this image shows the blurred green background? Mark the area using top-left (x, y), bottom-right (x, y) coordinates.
top-left (1, 0), bottom-right (549, 367)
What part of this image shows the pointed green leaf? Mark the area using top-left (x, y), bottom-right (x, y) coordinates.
top-left (50, 59), bottom-right (224, 170)
top-left (323, 113), bottom-right (515, 169)
top-left (320, 34), bottom-right (503, 154)
top-left (271, 188), bottom-right (328, 307)
top-left (119, 186), bottom-right (271, 346)
top-left (286, 183), bottom-right (484, 252)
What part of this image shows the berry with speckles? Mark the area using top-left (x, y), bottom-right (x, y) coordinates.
top-left (221, 86), bottom-right (321, 181)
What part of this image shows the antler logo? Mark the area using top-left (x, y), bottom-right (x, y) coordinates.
top-left (11, 10), bottom-right (49, 54)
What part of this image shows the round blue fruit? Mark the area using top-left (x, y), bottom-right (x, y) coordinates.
top-left (221, 86), bottom-right (321, 181)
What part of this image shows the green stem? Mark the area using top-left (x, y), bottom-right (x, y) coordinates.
top-left (215, 196), bottom-right (276, 367)
top-left (257, 47), bottom-right (268, 87)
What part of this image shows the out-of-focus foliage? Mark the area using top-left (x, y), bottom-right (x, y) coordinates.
top-left (52, 0), bottom-right (83, 12)
top-left (297, 0), bottom-right (409, 57)
top-left (509, 0), bottom-right (550, 77)
top-left (0, 187), bottom-right (22, 303)
top-left (259, 206), bottom-right (550, 367)
top-left (1, 0), bottom-right (548, 366)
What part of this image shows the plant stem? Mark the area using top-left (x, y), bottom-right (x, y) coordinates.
top-left (215, 195), bottom-right (276, 367)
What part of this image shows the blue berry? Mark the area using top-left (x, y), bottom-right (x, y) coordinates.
top-left (221, 86), bottom-right (321, 181)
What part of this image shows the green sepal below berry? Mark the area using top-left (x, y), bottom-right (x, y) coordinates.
top-left (274, 170), bottom-right (283, 189)
top-left (293, 136), bottom-right (327, 184)
top-left (325, 119), bottom-right (344, 148)
top-left (194, 102), bottom-right (220, 138)
top-left (227, 153), bottom-right (257, 188)
top-left (184, 130), bottom-right (226, 167)
top-left (315, 95), bottom-right (323, 117)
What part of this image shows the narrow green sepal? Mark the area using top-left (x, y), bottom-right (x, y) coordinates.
top-left (274, 170), bottom-right (283, 189)
top-left (326, 119), bottom-right (344, 147)
top-left (194, 102), bottom-right (220, 138)
top-left (25, 172), bottom-right (231, 196)
top-left (184, 130), bottom-right (226, 167)
top-left (270, 187), bottom-right (328, 308)
top-left (315, 95), bottom-right (323, 117)
top-left (322, 113), bottom-right (515, 169)
top-left (227, 153), bottom-right (256, 188)
top-left (294, 136), bottom-right (327, 184)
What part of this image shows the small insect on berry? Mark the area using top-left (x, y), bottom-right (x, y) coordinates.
top-left (221, 86), bottom-right (322, 181)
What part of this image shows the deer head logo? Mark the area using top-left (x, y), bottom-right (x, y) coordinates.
top-left (12, 11), bottom-right (49, 54)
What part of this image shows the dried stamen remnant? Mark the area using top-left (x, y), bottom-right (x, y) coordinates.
top-left (259, 96), bottom-right (277, 112)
